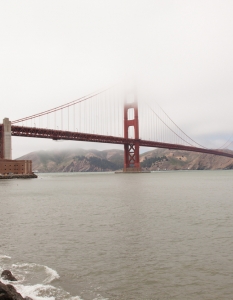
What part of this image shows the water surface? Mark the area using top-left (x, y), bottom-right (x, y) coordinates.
top-left (1, 171), bottom-right (233, 299)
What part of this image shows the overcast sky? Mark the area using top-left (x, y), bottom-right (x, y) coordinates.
top-left (1, 0), bottom-right (233, 158)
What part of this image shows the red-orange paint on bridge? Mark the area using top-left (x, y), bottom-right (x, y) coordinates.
top-left (9, 125), bottom-right (233, 159)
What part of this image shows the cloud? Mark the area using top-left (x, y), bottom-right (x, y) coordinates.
top-left (1, 0), bottom-right (233, 157)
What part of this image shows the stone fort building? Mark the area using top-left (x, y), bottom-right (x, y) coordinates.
top-left (0, 118), bottom-right (32, 175)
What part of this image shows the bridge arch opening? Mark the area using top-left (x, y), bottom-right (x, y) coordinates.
top-left (128, 126), bottom-right (135, 139)
top-left (127, 108), bottom-right (135, 121)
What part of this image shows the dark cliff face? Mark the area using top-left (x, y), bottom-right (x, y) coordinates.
top-left (16, 148), bottom-right (233, 172)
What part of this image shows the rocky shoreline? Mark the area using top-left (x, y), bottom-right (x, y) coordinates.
top-left (0, 270), bottom-right (32, 300)
top-left (0, 174), bottom-right (37, 180)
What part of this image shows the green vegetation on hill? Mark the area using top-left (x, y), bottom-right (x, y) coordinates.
top-left (141, 155), bottom-right (168, 168)
top-left (73, 155), bottom-right (123, 170)
top-left (17, 148), bottom-right (233, 172)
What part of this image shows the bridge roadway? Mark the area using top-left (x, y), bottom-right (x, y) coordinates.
top-left (7, 125), bottom-right (233, 159)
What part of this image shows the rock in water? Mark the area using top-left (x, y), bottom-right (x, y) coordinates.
top-left (0, 271), bottom-right (32, 300)
top-left (1, 271), bottom-right (17, 282)
top-left (0, 281), bottom-right (24, 299)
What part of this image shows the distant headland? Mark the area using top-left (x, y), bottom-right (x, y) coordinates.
top-left (16, 148), bottom-right (233, 173)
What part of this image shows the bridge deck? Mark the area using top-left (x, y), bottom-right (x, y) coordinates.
top-left (4, 125), bottom-right (233, 159)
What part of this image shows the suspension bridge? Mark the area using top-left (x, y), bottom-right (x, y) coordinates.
top-left (1, 86), bottom-right (233, 172)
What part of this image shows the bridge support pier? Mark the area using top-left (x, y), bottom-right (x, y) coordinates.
top-left (0, 124), bottom-right (3, 159)
top-left (0, 118), bottom-right (12, 160)
top-left (0, 118), bottom-right (34, 176)
top-left (123, 94), bottom-right (142, 172)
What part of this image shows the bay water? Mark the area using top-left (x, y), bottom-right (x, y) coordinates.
top-left (1, 171), bottom-right (233, 299)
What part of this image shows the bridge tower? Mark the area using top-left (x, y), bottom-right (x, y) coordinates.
top-left (123, 92), bottom-right (141, 172)
top-left (0, 118), bottom-right (12, 160)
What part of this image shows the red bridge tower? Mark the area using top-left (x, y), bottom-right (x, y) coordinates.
top-left (123, 93), bottom-right (141, 172)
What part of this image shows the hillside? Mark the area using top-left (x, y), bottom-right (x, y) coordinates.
top-left (17, 149), bottom-right (124, 172)
top-left (140, 148), bottom-right (233, 171)
top-left (17, 148), bottom-right (233, 172)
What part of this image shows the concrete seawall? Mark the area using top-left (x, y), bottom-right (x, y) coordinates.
top-left (0, 174), bottom-right (38, 180)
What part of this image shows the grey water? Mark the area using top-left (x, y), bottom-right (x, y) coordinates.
top-left (1, 171), bottom-right (233, 300)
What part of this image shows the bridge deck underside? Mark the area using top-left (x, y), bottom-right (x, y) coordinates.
top-left (6, 125), bottom-right (233, 159)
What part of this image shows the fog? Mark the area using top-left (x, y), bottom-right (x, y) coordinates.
top-left (1, 1), bottom-right (233, 158)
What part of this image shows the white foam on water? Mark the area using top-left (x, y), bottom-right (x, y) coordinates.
top-left (11, 263), bottom-right (59, 284)
top-left (12, 262), bottom-right (43, 270)
top-left (1, 257), bottom-right (83, 300)
top-left (1, 279), bottom-right (83, 300)
top-left (14, 283), bottom-right (56, 300)
top-left (43, 266), bottom-right (60, 284)
top-left (14, 282), bottom-right (84, 300)
top-left (0, 278), bottom-right (10, 285)
top-left (0, 254), bottom-right (12, 274)
top-left (0, 255), bottom-right (11, 260)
